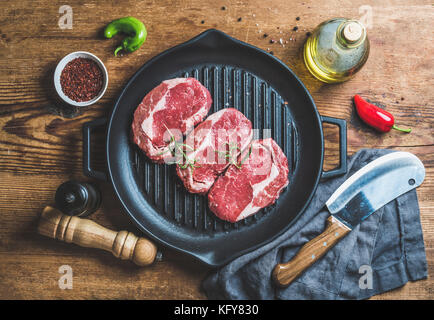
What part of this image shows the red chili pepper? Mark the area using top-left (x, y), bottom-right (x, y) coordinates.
top-left (354, 95), bottom-right (411, 133)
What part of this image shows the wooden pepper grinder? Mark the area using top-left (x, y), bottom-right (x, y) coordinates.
top-left (38, 206), bottom-right (162, 266)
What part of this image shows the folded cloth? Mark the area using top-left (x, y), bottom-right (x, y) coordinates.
top-left (202, 149), bottom-right (428, 300)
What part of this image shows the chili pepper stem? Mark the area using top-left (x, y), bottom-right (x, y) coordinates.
top-left (114, 46), bottom-right (123, 56)
top-left (392, 124), bottom-right (412, 133)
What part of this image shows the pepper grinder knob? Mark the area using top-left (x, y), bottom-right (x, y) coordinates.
top-left (55, 180), bottom-right (101, 217)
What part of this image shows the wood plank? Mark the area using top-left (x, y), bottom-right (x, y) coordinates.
top-left (0, 0), bottom-right (432, 300)
top-left (0, 253), bottom-right (207, 299)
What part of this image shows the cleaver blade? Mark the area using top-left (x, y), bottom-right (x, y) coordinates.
top-left (326, 151), bottom-right (425, 229)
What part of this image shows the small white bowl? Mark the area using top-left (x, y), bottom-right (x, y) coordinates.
top-left (54, 51), bottom-right (108, 107)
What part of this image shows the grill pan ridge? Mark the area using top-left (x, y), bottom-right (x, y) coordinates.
top-left (83, 29), bottom-right (347, 267)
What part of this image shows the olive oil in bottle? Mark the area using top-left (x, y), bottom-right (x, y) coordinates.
top-left (303, 18), bottom-right (370, 83)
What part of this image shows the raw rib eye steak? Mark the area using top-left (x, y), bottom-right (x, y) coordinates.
top-left (176, 108), bottom-right (253, 194)
top-left (208, 138), bottom-right (289, 222)
top-left (132, 78), bottom-right (212, 163)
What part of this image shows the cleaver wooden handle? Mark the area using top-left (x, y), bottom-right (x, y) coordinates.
top-left (272, 215), bottom-right (351, 287)
top-left (38, 206), bottom-right (159, 266)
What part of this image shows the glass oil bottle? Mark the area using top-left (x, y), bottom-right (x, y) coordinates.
top-left (303, 18), bottom-right (370, 83)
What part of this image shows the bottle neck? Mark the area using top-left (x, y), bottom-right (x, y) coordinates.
top-left (336, 20), bottom-right (366, 48)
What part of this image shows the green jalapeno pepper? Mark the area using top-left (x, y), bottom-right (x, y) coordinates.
top-left (104, 17), bottom-right (147, 56)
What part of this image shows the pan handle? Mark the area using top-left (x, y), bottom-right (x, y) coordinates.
top-left (320, 116), bottom-right (347, 179)
top-left (83, 118), bottom-right (108, 181)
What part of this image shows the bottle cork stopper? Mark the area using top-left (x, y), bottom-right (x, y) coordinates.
top-left (343, 21), bottom-right (363, 43)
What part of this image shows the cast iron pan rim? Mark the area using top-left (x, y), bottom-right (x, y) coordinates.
top-left (106, 29), bottom-right (325, 267)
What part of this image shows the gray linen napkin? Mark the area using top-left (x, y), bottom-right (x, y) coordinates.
top-left (202, 149), bottom-right (428, 300)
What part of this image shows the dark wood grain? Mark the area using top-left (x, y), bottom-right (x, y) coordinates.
top-left (0, 0), bottom-right (433, 299)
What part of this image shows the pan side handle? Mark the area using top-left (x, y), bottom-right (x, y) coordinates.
top-left (83, 118), bottom-right (108, 181)
top-left (320, 116), bottom-right (347, 179)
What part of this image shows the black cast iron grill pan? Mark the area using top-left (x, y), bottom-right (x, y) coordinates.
top-left (83, 29), bottom-right (347, 267)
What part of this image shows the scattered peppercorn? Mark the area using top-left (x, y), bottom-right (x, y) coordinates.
top-left (401, 97), bottom-right (405, 101)
top-left (296, 17), bottom-right (300, 21)
top-left (221, 6), bottom-right (226, 10)
top-left (269, 51), bottom-right (274, 55)
top-left (270, 39), bottom-right (275, 44)
top-left (237, 17), bottom-right (242, 22)
top-left (263, 33), bottom-right (268, 38)
top-left (306, 31), bottom-right (312, 37)
top-left (60, 57), bottom-right (103, 102)
top-left (201, 20), bottom-right (205, 24)
top-left (293, 26), bottom-right (298, 31)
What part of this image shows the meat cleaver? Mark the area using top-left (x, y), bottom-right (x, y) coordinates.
top-left (272, 151), bottom-right (425, 287)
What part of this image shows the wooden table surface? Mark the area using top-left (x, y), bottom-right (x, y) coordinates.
top-left (0, 0), bottom-right (432, 300)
